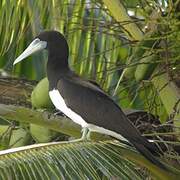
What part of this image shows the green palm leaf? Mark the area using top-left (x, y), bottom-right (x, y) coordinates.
top-left (0, 140), bottom-right (142, 180)
top-left (0, 140), bottom-right (179, 180)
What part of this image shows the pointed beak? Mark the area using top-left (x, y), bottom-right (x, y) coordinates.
top-left (13, 38), bottom-right (47, 65)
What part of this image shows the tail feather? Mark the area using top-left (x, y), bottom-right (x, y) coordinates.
top-left (133, 142), bottom-right (167, 170)
top-left (136, 136), bottom-right (162, 157)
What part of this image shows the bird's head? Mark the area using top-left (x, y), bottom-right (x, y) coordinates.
top-left (13, 30), bottom-right (68, 65)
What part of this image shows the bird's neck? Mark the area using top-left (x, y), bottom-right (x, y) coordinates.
top-left (47, 55), bottom-right (70, 90)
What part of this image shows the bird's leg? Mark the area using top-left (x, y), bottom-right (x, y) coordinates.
top-left (54, 111), bottom-right (64, 116)
top-left (53, 109), bottom-right (67, 117)
top-left (80, 127), bottom-right (91, 141)
top-left (86, 130), bottom-right (91, 141)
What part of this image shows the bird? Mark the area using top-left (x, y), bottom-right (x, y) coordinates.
top-left (13, 30), bottom-right (166, 169)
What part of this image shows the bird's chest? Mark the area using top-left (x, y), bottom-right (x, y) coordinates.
top-left (49, 89), bottom-right (87, 127)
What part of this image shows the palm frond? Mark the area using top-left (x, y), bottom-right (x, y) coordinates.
top-left (0, 140), bottom-right (179, 180)
top-left (0, 140), bottom-right (142, 180)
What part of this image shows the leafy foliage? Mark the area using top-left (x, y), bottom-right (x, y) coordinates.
top-left (0, 0), bottom-right (179, 179)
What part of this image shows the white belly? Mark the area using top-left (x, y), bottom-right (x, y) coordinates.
top-left (49, 89), bottom-right (88, 127)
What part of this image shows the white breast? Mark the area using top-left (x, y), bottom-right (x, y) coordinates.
top-left (49, 89), bottom-right (88, 127)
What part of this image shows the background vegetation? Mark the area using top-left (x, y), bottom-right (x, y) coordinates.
top-left (0, 0), bottom-right (179, 179)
